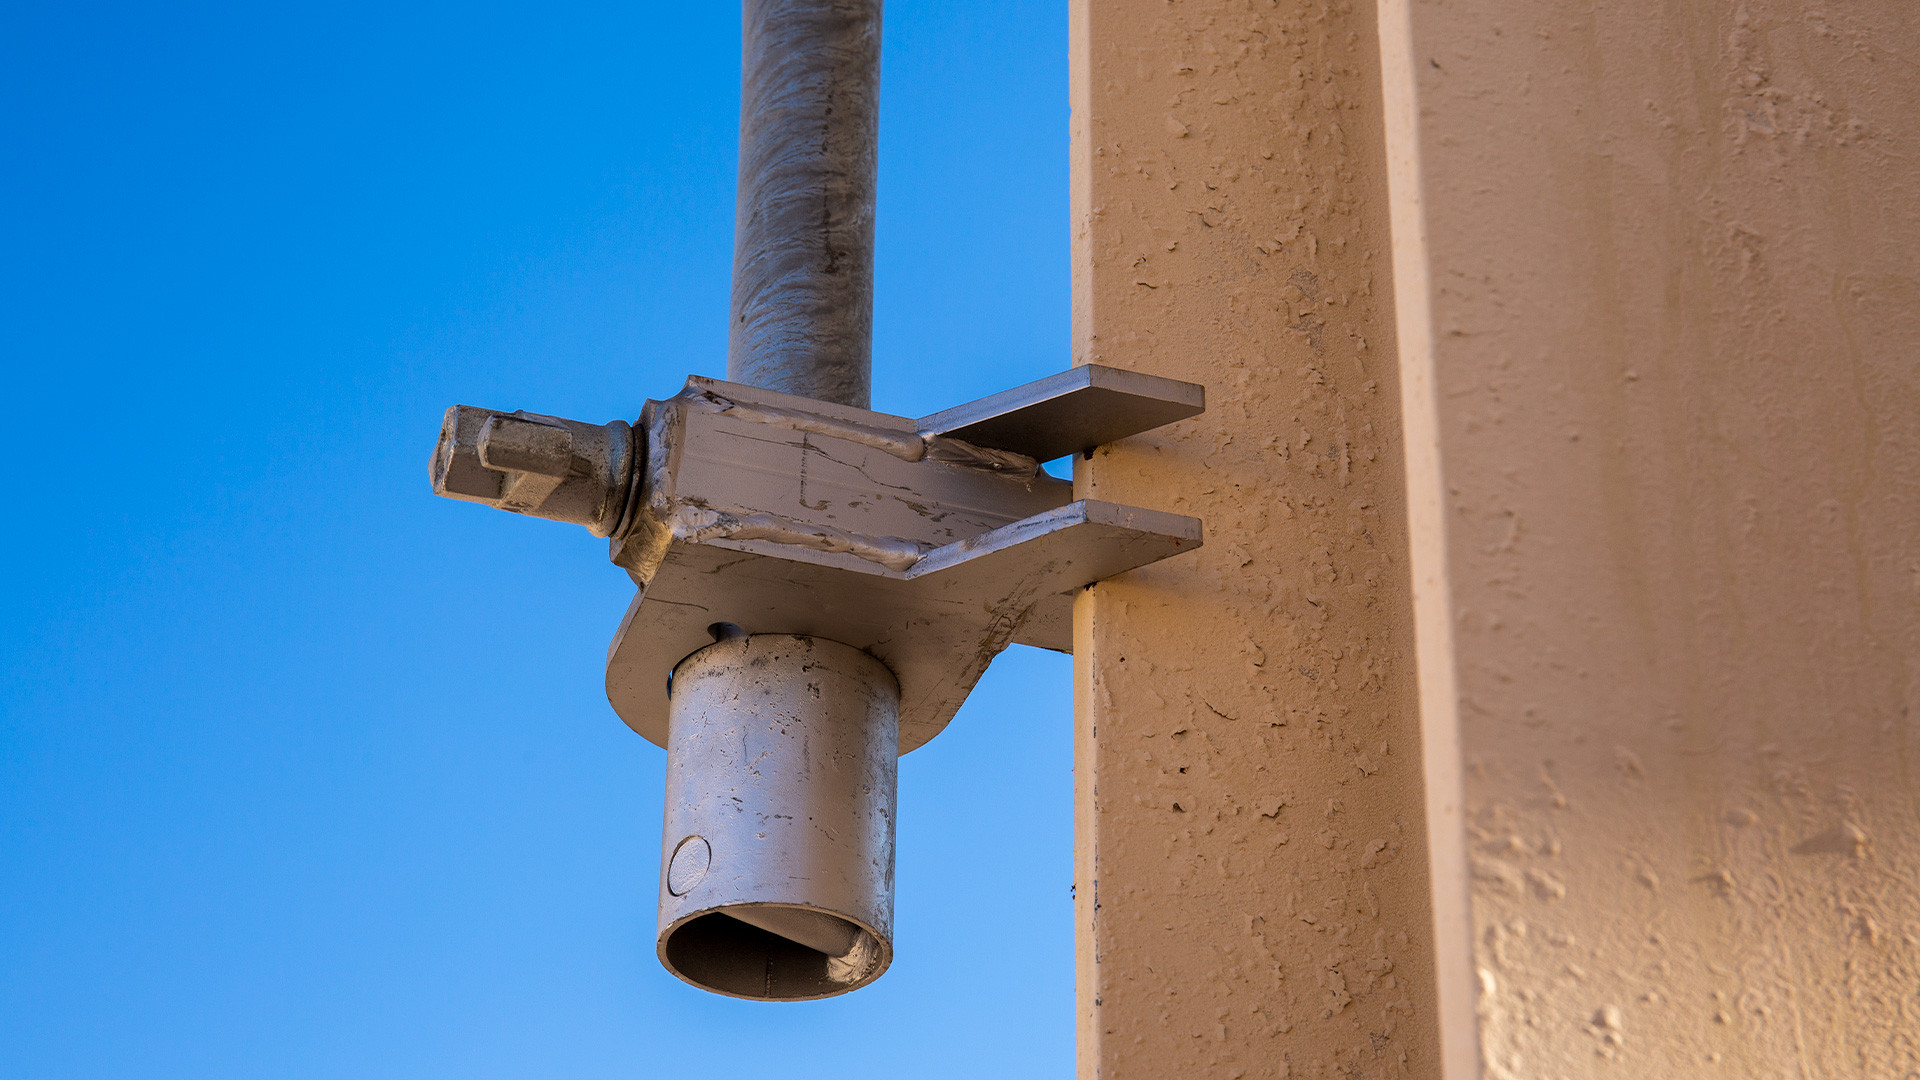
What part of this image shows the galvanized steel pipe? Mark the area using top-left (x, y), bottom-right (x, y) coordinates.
top-left (727, 0), bottom-right (882, 408)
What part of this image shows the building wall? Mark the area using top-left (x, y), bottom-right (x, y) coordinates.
top-left (1379, 0), bottom-right (1920, 1074)
top-left (1070, 2), bottom-right (1441, 1076)
top-left (1074, 0), bottom-right (1920, 1076)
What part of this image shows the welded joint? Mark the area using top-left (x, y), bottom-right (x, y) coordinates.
top-left (428, 366), bottom-right (1205, 1001)
top-left (429, 364), bottom-right (1206, 751)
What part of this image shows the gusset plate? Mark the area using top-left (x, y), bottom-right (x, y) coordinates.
top-left (605, 499), bottom-right (1200, 752)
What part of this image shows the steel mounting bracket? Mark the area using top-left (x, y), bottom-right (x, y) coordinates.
top-left (430, 364), bottom-right (1205, 752)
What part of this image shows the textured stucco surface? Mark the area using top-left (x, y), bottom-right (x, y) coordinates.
top-left (1070, 2), bottom-right (1440, 1076)
top-left (1379, 0), bottom-right (1920, 1075)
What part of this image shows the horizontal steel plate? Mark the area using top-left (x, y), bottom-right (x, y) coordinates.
top-left (605, 500), bottom-right (1201, 753)
top-left (916, 364), bottom-right (1204, 463)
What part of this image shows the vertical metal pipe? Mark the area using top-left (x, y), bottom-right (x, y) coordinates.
top-left (728, 0), bottom-right (882, 408)
top-left (657, 0), bottom-right (897, 1002)
top-left (657, 635), bottom-right (898, 1000)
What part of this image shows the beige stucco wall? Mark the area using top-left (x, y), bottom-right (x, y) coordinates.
top-left (1072, 0), bottom-right (1918, 1075)
top-left (1070, 1), bottom-right (1440, 1076)
top-left (1378, 0), bottom-right (1920, 1075)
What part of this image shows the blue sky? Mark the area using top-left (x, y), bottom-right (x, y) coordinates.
top-left (1, 3), bottom-right (1073, 1076)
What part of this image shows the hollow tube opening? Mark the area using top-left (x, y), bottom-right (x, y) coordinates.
top-left (661, 905), bottom-right (887, 1000)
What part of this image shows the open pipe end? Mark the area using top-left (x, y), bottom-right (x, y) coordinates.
top-left (660, 904), bottom-right (889, 1001)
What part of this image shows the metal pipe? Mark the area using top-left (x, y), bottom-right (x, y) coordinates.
top-left (657, 634), bottom-right (897, 1000)
top-left (654, 0), bottom-right (896, 1003)
top-left (727, 0), bottom-right (882, 408)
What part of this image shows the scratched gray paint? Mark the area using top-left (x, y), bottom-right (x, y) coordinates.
top-left (656, 634), bottom-right (897, 1000)
top-left (603, 374), bottom-right (1206, 753)
top-left (427, 368), bottom-right (1205, 997)
top-left (428, 369), bottom-right (1207, 754)
top-left (729, 0), bottom-right (881, 408)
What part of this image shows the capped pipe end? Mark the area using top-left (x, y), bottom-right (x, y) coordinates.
top-left (430, 405), bottom-right (636, 537)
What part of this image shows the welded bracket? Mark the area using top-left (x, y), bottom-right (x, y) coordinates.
top-left (430, 364), bottom-right (1204, 752)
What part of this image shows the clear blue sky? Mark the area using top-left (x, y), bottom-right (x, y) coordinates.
top-left (1, 3), bottom-right (1073, 1076)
